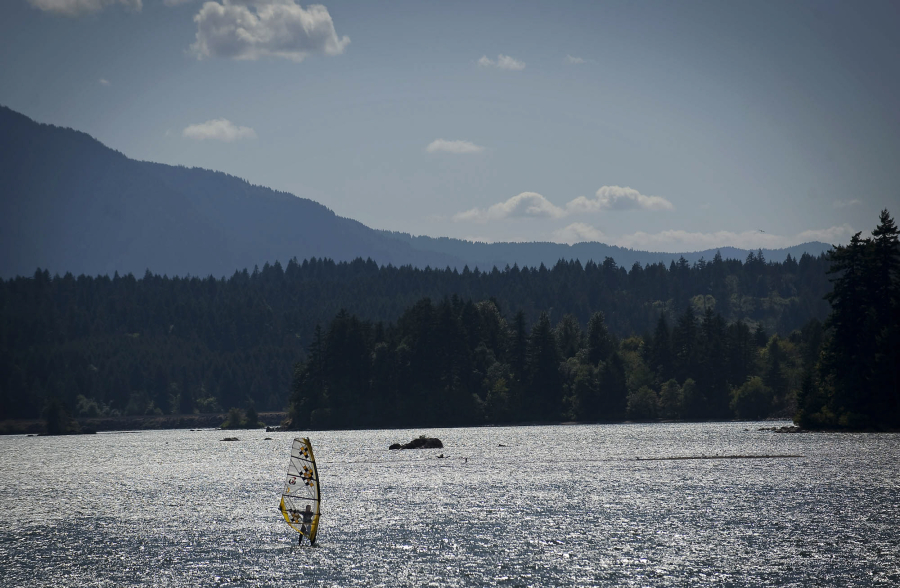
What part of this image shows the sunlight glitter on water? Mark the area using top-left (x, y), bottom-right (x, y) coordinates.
top-left (1, 422), bottom-right (898, 587)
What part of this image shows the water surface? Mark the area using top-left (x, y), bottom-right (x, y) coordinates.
top-left (1, 422), bottom-right (897, 586)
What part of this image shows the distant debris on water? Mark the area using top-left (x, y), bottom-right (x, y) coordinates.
top-left (221, 437), bottom-right (239, 442)
top-left (498, 443), bottom-right (508, 447)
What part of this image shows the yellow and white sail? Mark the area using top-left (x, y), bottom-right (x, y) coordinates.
top-left (279, 437), bottom-right (321, 543)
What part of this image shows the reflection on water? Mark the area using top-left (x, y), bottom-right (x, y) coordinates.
top-left (1, 422), bottom-right (898, 586)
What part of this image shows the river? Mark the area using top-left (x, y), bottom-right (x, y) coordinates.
top-left (1, 421), bottom-right (897, 586)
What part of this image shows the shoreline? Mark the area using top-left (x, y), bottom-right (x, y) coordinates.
top-left (3, 415), bottom-right (894, 436)
top-left (0, 412), bottom-right (288, 435)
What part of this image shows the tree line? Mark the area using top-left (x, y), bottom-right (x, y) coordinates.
top-left (287, 295), bottom-right (821, 429)
top-left (797, 210), bottom-right (899, 429)
top-left (288, 211), bottom-right (897, 431)
top-left (1, 246), bottom-right (834, 423)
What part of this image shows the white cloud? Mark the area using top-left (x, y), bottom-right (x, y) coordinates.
top-left (182, 118), bottom-right (257, 142)
top-left (833, 199), bottom-right (861, 209)
top-left (190, 1), bottom-right (350, 62)
top-left (454, 192), bottom-right (566, 223)
top-left (477, 54), bottom-right (525, 71)
top-left (28, 0), bottom-right (140, 16)
top-left (425, 139), bottom-right (484, 154)
top-left (566, 185), bottom-right (674, 213)
top-left (456, 186), bottom-right (673, 225)
top-left (552, 223), bottom-right (607, 244)
top-left (794, 224), bottom-right (856, 244)
top-left (99, 78), bottom-right (110, 86)
top-left (565, 55), bottom-right (585, 64)
top-left (496, 54), bottom-right (525, 70)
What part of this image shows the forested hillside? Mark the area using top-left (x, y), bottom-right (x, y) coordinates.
top-left (1, 251), bottom-right (830, 422)
top-left (0, 105), bottom-right (461, 278)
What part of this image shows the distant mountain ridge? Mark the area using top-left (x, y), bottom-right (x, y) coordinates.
top-left (0, 105), bottom-right (830, 278)
top-left (0, 105), bottom-right (464, 278)
top-left (378, 231), bottom-right (831, 271)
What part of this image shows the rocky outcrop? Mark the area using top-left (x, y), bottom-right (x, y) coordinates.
top-left (389, 436), bottom-right (443, 450)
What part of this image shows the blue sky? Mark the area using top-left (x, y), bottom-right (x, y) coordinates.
top-left (2, 0), bottom-right (898, 251)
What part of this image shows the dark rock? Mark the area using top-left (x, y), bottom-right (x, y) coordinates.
top-left (389, 436), bottom-right (443, 450)
top-left (406, 436), bottom-right (443, 449)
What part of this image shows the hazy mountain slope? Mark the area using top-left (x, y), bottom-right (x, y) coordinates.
top-left (0, 106), bottom-right (463, 278)
top-left (0, 105), bottom-right (831, 278)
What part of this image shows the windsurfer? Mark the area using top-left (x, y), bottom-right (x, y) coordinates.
top-left (299, 504), bottom-right (315, 545)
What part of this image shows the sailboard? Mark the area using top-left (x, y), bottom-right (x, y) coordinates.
top-left (279, 437), bottom-right (321, 545)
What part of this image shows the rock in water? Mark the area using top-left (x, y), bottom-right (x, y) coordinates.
top-left (389, 436), bottom-right (443, 450)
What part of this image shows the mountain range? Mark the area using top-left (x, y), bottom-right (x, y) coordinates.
top-left (0, 105), bottom-right (830, 279)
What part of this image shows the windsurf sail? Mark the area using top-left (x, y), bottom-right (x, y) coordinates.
top-left (279, 437), bottom-right (321, 544)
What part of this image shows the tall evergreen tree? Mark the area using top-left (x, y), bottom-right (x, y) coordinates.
top-left (870, 210), bottom-right (900, 425)
top-left (763, 336), bottom-right (789, 408)
top-left (586, 312), bottom-right (614, 365)
top-left (806, 210), bottom-right (900, 429)
top-left (648, 313), bottom-right (672, 382)
top-left (821, 233), bottom-right (876, 424)
top-left (555, 314), bottom-right (583, 360)
top-left (672, 306), bottom-right (698, 385)
top-left (525, 312), bottom-right (562, 420)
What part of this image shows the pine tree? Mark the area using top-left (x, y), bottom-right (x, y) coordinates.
top-left (585, 312), bottom-right (614, 365)
top-left (525, 312), bottom-right (562, 420)
top-left (822, 232), bottom-right (875, 425)
top-left (648, 313), bottom-right (672, 382)
top-left (811, 209), bottom-right (900, 428)
top-left (555, 314), bottom-right (583, 360)
top-left (870, 210), bottom-right (900, 426)
top-left (672, 306), bottom-right (698, 385)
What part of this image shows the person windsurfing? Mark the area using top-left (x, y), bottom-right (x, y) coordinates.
top-left (299, 504), bottom-right (315, 546)
top-left (281, 437), bottom-right (321, 546)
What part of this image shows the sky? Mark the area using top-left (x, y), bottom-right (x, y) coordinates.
top-left (2, 0), bottom-right (898, 252)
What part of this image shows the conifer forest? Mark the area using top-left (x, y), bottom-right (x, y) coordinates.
top-left (2, 211), bottom-right (897, 430)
